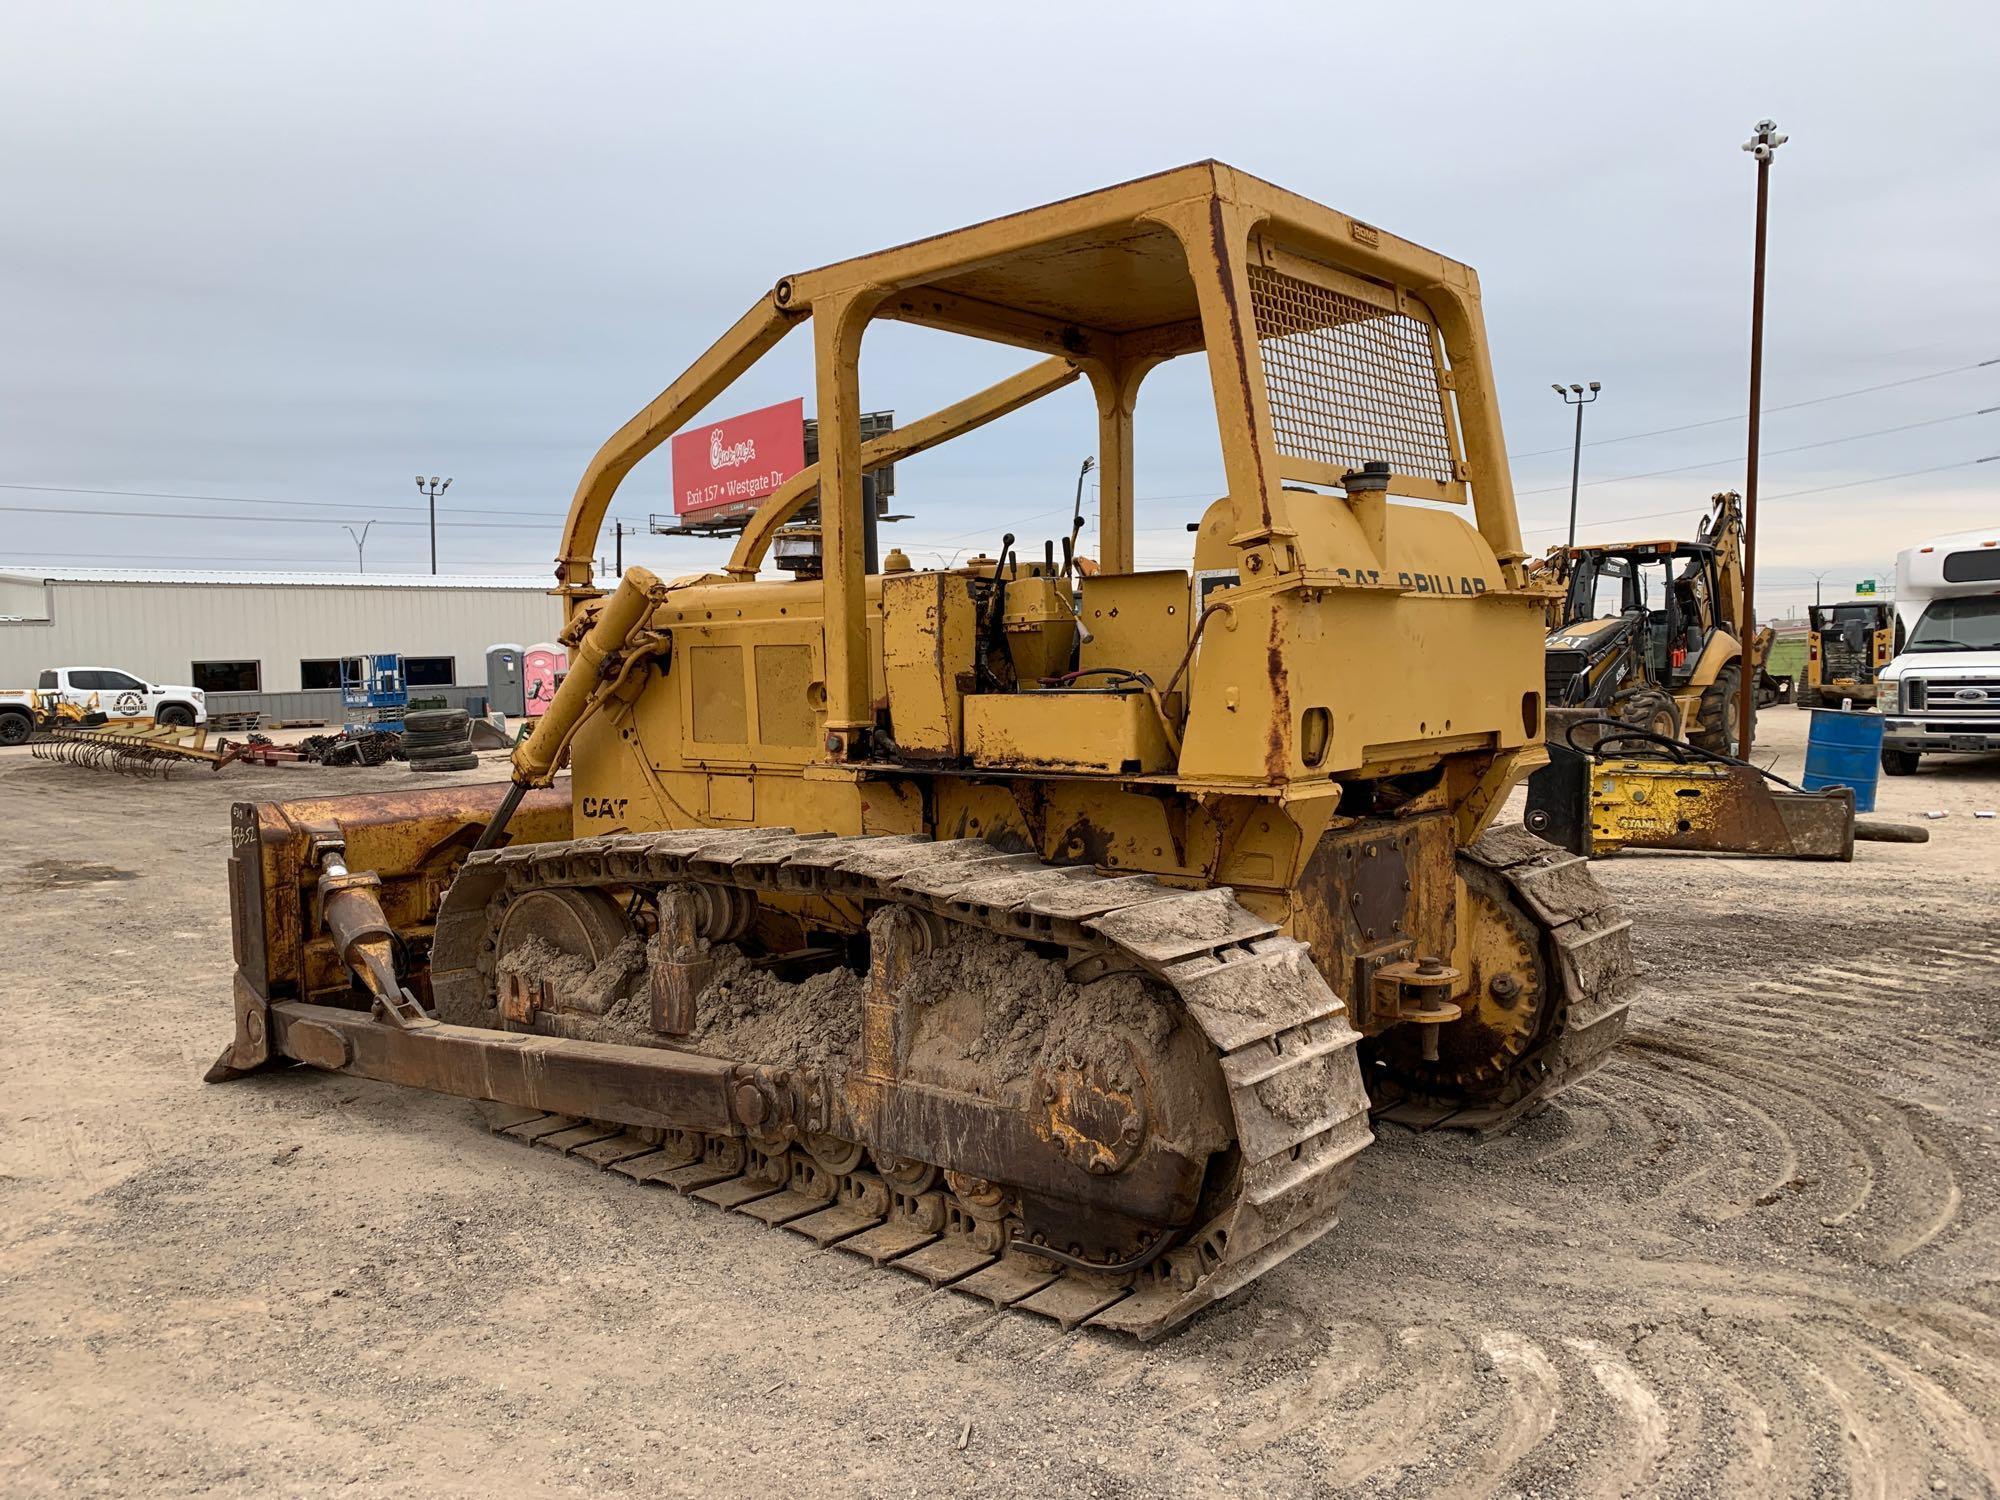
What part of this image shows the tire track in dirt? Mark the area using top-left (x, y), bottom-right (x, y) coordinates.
top-left (1169, 935), bottom-right (2000, 1496)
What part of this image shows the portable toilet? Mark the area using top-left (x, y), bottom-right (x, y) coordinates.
top-left (523, 644), bottom-right (568, 719)
top-left (485, 643), bottom-right (526, 717)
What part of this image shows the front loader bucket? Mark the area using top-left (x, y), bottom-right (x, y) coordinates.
top-left (212, 780), bottom-right (572, 1077)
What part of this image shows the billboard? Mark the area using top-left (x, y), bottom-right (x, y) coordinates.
top-left (670, 398), bottom-right (806, 517)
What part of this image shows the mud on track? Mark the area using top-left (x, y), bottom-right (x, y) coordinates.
top-left (1, 711), bottom-right (1996, 1498)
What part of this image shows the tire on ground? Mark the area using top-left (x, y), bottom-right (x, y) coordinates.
top-left (406, 741), bottom-right (475, 763)
top-left (1612, 685), bottom-right (1680, 741)
top-left (402, 729), bottom-right (467, 751)
top-left (0, 711), bottom-right (31, 746)
top-left (404, 709), bottom-right (469, 734)
top-left (156, 705), bottom-right (196, 728)
top-left (409, 752), bottom-right (481, 773)
top-left (1692, 662), bottom-right (1752, 754)
top-left (1880, 746), bottom-right (1921, 776)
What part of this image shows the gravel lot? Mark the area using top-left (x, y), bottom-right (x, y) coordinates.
top-left (2, 713), bottom-right (1995, 1498)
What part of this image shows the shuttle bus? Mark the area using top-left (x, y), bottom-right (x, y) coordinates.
top-left (1878, 528), bottom-right (2000, 773)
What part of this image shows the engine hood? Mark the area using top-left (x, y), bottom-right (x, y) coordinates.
top-left (1547, 614), bottom-right (1637, 657)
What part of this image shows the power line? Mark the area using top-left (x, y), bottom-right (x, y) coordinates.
top-left (1522, 454), bottom-right (1998, 538)
top-left (0, 480), bottom-right (562, 524)
top-left (1513, 406), bottom-right (1997, 497)
top-left (1763, 454), bottom-right (1998, 502)
top-left (1509, 356), bottom-right (1998, 460)
top-left (0, 503), bottom-right (552, 531)
top-left (1, 548), bottom-right (374, 565)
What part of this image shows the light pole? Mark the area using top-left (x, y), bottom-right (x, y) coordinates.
top-left (414, 475), bottom-right (452, 573)
top-left (1738, 117), bottom-right (1787, 758)
top-left (341, 521), bottom-right (376, 573)
top-left (1552, 382), bottom-right (1602, 548)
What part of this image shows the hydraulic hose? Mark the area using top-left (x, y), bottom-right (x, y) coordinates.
top-left (513, 564), bottom-right (664, 789)
top-left (475, 565), bottom-right (664, 852)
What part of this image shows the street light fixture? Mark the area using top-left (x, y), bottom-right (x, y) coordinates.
top-left (341, 521), bottom-right (376, 573)
top-left (1552, 381), bottom-right (1602, 548)
top-left (414, 475), bottom-right (452, 574)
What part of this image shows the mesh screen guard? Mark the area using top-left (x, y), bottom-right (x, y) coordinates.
top-left (1246, 262), bottom-right (1460, 488)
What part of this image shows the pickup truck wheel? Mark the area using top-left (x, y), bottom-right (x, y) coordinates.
top-left (157, 704), bottom-right (196, 728)
top-left (0, 710), bottom-right (31, 746)
top-left (1881, 747), bottom-right (1921, 776)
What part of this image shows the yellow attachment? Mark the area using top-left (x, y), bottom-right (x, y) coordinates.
top-left (1586, 757), bottom-right (1853, 860)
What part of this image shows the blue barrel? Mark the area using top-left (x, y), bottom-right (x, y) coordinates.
top-left (1803, 707), bottom-right (1886, 812)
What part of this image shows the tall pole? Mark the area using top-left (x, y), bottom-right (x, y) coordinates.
top-left (1739, 119), bottom-right (1786, 758)
top-left (1569, 401), bottom-right (1585, 545)
top-left (341, 521), bottom-right (375, 573)
top-left (1552, 382), bottom-right (1602, 548)
top-left (614, 519), bottom-right (627, 574)
top-left (414, 475), bottom-right (452, 574)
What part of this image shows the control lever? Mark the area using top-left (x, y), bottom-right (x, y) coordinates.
top-left (1062, 456), bottom-right (1096, 581)
top-left (985, 533), bottom-right (1017, 681)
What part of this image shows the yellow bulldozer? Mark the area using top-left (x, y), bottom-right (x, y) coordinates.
top-left (209, 163), bottom-right (1634, 1338)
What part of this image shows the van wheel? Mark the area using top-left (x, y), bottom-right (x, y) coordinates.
top-left (0, 711), bottom-right (31, 746)
top-left (1881, 747), bottom-right (1921, 777)
top-left (157, 704), bottom-right (195, 728)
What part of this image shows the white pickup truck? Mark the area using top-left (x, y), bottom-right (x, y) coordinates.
top-left (0, 666), bottom-right (206, 745)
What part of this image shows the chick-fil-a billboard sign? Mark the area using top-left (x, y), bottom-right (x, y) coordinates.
top-left (670, 398), bottom-right (806, 517)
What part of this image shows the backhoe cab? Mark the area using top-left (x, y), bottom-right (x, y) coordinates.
top-left (1541, 490), bottom-right (1757, 753)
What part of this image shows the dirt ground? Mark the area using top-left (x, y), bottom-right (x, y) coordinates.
top-left (2, 713), bottom-right (1996, 1499)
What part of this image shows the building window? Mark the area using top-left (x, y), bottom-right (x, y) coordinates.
top-left (192, 661), bottom-right (261, 693)
top-left (404, 656), bottom-right (456, 687)
top-left (300, 659), bottom-right (341, 691)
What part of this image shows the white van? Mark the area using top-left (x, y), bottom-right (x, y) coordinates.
top-left (1877, 529), bottom-right (2000, 774)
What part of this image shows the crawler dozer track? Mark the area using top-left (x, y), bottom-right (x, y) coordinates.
top-left (1368, 825), bottom-right (1635, 1131)
top-left (425, 829), bottom-right (1375, 1339)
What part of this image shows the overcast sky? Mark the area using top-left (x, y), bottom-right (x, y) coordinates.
top-left (4, 1), bottom-right (1996, 610)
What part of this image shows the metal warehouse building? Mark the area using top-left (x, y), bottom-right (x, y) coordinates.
top-left (0, 568), bottom-right (564, 721)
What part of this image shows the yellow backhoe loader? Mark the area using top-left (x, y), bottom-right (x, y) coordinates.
top-left (209, 163), bottom-right (1634, 1338)
top-left (1540, 492), bottom-right (1762, 752)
